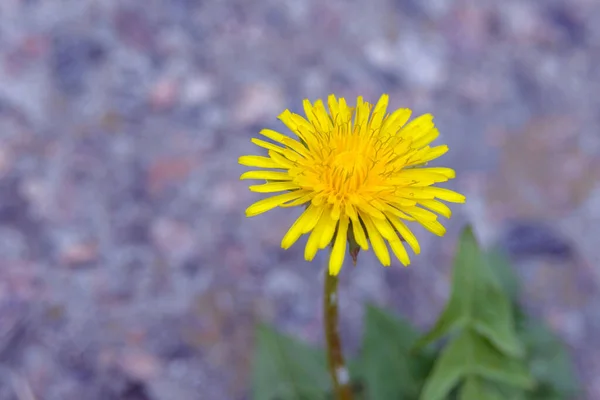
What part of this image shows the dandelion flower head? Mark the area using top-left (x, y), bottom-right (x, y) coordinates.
top-left (239, 94), bottom-right (465, 275)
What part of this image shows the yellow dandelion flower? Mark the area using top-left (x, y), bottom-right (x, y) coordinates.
top-left (239, 94), bottom-right (466, 275)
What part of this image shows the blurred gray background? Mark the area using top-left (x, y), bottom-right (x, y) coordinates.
top-left (0, 0), bottom-right (599, 399)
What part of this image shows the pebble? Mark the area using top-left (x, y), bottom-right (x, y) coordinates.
top-left (149, 78), bottom-right (179, 110)
top-left (59, 241), bottom-right (99, 267)
top-left (264, 269), bottom-right (305, 297)
top-left (150, 217), bottom-right (195, 260)
top-left (181, 75), bottom-right (215, 106)
top-left (118, 349), bottom-right (163, 382)
top-left (234, 83), bottom-right (285, 125)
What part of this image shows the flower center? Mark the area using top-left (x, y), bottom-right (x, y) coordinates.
top-left (323, 141), bottom-right (382, 202)
top-left (332, 150), bottom-right (368, 175)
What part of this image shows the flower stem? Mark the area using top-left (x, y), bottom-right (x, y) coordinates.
top-left (324, 269), bottom-right (353, 400)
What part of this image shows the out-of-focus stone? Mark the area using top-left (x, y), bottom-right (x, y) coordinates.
top-left (234, 83), bottom-right (285, 126)
top-left (114, 7), bottom-right (155, 50)
top-left (397, 34), bottom-right (447, 90)
top-left (60, 241), bottom-right (99, 267)
top-left (501, 2), bottom-right (544, 43)
top-left (149, 78), bottom-right (179, 111)
top-left (486, 116), bottom-right (600, 218)
top-left (264, 269), bottom-right (305, 297)
top-left (364, 40), bottom-right (397, 72)
top-left (546, 308), bottom-right (585, 344)
top-left (209, 180), bottom-right (241, 212)
top-left (147, 156), bottom-right (194, 195)
top-left (118, 349), bottom-right (162, 382)
top-left (21, 178), bottom-right (51, 220)
top-left (150, 218), bottom-right (195, 260)
top-left (181, 75), bottom-right (215, 106)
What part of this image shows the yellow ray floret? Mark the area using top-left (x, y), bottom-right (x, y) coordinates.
top-left (239, 94), bottom-right (466, 275)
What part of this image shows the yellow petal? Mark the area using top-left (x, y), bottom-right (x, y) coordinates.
top-left (406, 145), bottom-right (448, 166)
top-left (303, 99), bottom-right (328, 132)
top-left (418, 199), bottom-right (452, 218)
top-left (411, 127), bottom-right (440, 148)
top-left (353, 197), bottom-right (386, 219)
top-left (329, 215), bottom-right (349, 275)
top-left (426, 187), bottom-right (466, 203)
top-left (386, 217), bottom-right (421, 254)
top-left (389, 239), bottom-right (410, 266)
top-left (404, 207), bottom-right (438, 221)
top-left (400, 114), bottom-right (434, 140)
top-left (289, 113), bottom-right (315, 134)
top-left (381, 108), bottom-right (412, 135)
top-left (258, 128), bottom-right (287, 143)
top-left (369, 94), bottom-right (389, 131)
top-left (418, 218), bottom-right (446, 236)
top-left (281, 205), bottom-right (319, 249)
top-left (305, 231), bottom-right (321, 261)
top-left (249, 182), bottom-right (299, 193)
top-left (382, 203), bottom-right (416, 220)
top-left (261, 129), bottom-right (308, 157)
top-left (395, 168), bottom-right (455, 185)
top-left (418, 167), bottom-right (456, 178)
top-left (371, 217), bottom-right (400, 241)
top-left (345, 203), bottom-right (358, 221)
top-left (238, 155), bottom-right (281, 169)
top-left (304, 207), bottom-right (330, 261)
top-left (421, 145), bottom-right (449, 162)
top-left (277, 109), bottom-right (298, 132)
top-left (251, 138), bottom-right (285, 154)
top-left (240, 171), bottom-right (292, 181)
top-left (331, 203), bottom-right (341, 221)
top-left (301, 205), bottom-right (325, 233)
top-left (354, 96), bottom-right (370, 133)
top-left (338, 97), bottom-right (354, 123)
top-left (312, 99), bottom-right (333, 131)
top-left (277, 110), bottom-right (315, 145)
top-left (280, 192), bottom-right (315, 207)
top-left (393, 188), bottom-right (436, 200)
top-left (370, 198), bottom-right (391, 212)
top-left (363, 216), bottom-right (391, 266)
top-left (319, 209), bottom-right (337, 249)
top-left (327, 94), bottom-right (340, 123)
top-left (268, 150), bottom-right (295, 169)
top-left (351, 217), bottom-right (369, 250)
top-left (312, 193), bottom-right (327, 206)
top-left (245, 191), bottom-right (305, 217)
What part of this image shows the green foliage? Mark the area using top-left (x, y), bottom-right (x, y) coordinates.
top-left (251, 323), bottom-right (330, 400)
top-left (415, 227), bottom-right (523, 358)
top-left (417, 227), bottom-right (533, 400)
top-left (517, 316), bottom-right (581, 399)
top-left (493, 259), bottom-right (582, 400)
top-left (250, 225), bottom-right (580, 400)
top-left (486, 246), bottom-right (521, 302)
top-left (420, 329), bottom-right (533, 400)
top-left (460, 377), bottom-right (506, 400)
top-left (358, 304), bottom-right (435, 400)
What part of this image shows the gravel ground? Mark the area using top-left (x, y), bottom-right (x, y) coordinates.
top-left (0, 0), bottom-right (599, 399)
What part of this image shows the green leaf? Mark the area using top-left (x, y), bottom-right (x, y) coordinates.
top-left (486, 246), bottom-right (520, 302)
top-left (471, 285), bottom-right (523, 359)
top-left (420, 330), bottom-right (534, 400)
top-left (359, 304), bottom-right (435, 400)
top-left (518, 318), bottom-right (581, 398)
top-left (460, 377), bottom-right (506, 400)
top-left (416, 226), bottom-right (523, 358)
top-left (252, 323), bottom-right (330, 400)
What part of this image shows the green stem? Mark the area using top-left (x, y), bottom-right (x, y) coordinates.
top-left (324, 269), bottom-right (353, 400)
